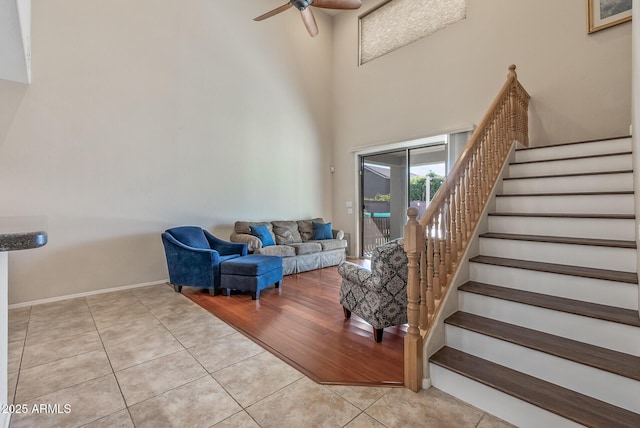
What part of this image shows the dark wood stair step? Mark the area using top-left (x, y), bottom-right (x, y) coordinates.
top-left (503, 169), bottom-right (633, 181)
top-left (430, 347), bottom-right (640, 428)
top-left (479, 232), bottom-right (636, 249)
top-left (459, 281), bottom-right (640, 327)
top-left (445, 312), bottom-right (640, 381)
top-left (515, 135), bottom-right (631, 151)
top-left (496, 191), bottom-right (634, 197)
top-left (510, 151), bottom-right (632, 165)
top-left (470, 255), bottom-right (638, 284)
top-left (488, 212), bottom-right (635, 220)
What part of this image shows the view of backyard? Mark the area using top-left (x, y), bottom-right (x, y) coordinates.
top-left (362, 162), bottom-right (445, 257)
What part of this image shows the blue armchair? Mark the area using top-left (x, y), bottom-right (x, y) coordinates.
top-left (161, 226), bottom-right (248, 294)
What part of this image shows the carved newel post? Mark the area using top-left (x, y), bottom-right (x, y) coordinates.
top-left (404, 207), bottom-right (424, 392)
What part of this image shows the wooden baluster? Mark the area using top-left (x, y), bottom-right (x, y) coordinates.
top-left (500, 118), bottom-right (505, 154)
top-left (426, 220), bottom-right (434, 317)
top-left (419, 245), bottom-right (427, 330)
top-left (458, 174), bottom-right (467, 244)
top-left (478, 145), bottom-right (485, 207)
top-left (439, 206), bottom-right (446, 293)
top-left (495, 121), bottom-right (500, 165)
top-left (480, 140), bottom-right (489, 202)
top-left (454, 181), bottom-right (463, 259)
top-left (450, 188), bottom-right (459, 264)
top-left (432, 214), bottom-right (441, 300)
top-left (489, 125), bottom-right (496, 180)
top-left (463, 172), bottom-right (471, 241)
top-left (469, 155), bottom-right (475, 222)
top-left (445, 196), bottom-right (452, 274)
top-left (473, 153), bottom-right (480, 220)
top-left (481, 138), bottom-right (488, 201)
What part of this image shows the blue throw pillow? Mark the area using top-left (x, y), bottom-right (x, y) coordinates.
top-left (312, 222), bottom-right (333, 240)
top-left (249, 225), bottom-right (275, 247)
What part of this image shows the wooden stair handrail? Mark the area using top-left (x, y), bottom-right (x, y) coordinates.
top-left (403, 65), bottom-right (530, 392)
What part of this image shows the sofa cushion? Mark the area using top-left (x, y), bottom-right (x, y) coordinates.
top-left (297, 218), bottom-right (324, 242)
top-left (249, 225), bottom-right (275, 247)
top-left (235, 221), bottom-right (274, 236)
top-left (312, 221), bottom-right (333, 240)
top-left (288, 242), bottom-right (323, 255)
top-left (254, 245), bottom-right (296, 257)
top-left (272, 221), bottom-right (302, 245)
top-left (309, 239), bottom-right (347, 251)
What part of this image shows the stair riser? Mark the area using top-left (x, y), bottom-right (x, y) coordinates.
top-left (514, 138), bottom-right (632, 163)
top-left (430, 364), bottom-right (583, 428)
top-left (469, 263), bottom-right (639, 310)
top-left (458, 291), bottom-right (640, 355)
top-left (445, 325), bottom-right (640, 413)
top-left (509, 154), bottom-right (632, 178)
top-left (479, 238), bottom-right (637, 272)
top-left (488, 216), bottom-right (635, 241)
top-left (502, 173), bottom-right (633, 194)
top-left (496, 194), bottom-right (634, 215)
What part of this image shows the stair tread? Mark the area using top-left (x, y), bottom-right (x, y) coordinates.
top-left (470, 255), bottom-right (638, 284)
top-left (488, 212), bottom-right (635, 219)
top-left (459, 281), bottom-right (640, 327)
top-left (515, 135), bottom-right (631, 151)
top-left (497, 191), bottom-right (634, 197)
top-left (430, 347), bottom-right (640, 428)
top-left (479, 232), bottom-right (636, 249)
top-left (510, 151), bottom-right (632, 165)
top-left (445, 312), bottom-right (640, 381)
top-left (503, 169), bottom-right (633, 180)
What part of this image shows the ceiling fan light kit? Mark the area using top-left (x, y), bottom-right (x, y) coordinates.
top-left (254, 0), bottom-right (362, 37)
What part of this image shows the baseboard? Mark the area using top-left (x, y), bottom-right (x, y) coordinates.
top-left (422, 377), bottom-right (432, 390)
top-left (8, 279), bottom-right (169, 309)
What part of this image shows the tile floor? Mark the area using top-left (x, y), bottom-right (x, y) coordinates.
top-left (6, 284), bottom-right (513, 427)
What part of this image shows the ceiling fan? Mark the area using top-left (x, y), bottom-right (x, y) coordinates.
top-left (254, 0), bottom-right (362, 37)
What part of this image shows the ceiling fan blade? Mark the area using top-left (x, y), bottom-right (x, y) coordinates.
top-left (301, 8), bottom-right (319, 37)
top-left (311, 0), bottom-right (362, 10)
top-left (254, 3), bottom-right (293, 21)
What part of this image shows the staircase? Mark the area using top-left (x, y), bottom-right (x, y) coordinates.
top-left (428, 137), bottom-right (640, 428)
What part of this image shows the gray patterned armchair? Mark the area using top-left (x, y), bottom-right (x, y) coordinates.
top-left (338, 239), bottom-right (408, 342)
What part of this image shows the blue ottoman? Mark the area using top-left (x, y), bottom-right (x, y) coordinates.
top-left (220, 255), bottom-right (283, 300)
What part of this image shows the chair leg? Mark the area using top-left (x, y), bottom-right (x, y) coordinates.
top-left (173, 285), bottom-right (182, 293)
top-left (373, 328), bottom-right (383, 343)
top-left (251, 290), bottom-right (260, 300)
top-left (275, 280), bottom-right (281, 289)
top-left (343, 307), bottom-right (351, 319)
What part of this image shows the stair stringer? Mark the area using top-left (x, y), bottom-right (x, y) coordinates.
top-left (422, 142), bottom-right (520, 388)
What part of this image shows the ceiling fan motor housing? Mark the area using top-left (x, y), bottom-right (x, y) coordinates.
top-left (291, 0), bottom-right (312, 11)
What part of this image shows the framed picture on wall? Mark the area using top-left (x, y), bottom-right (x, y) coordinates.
top-left (588, 0), bottom-right (632, 33)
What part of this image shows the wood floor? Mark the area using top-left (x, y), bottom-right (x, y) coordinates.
top-left (183, 263), bottom-right (405, 387)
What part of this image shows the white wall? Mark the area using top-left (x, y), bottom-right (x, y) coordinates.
top-left (0, 0), bottom-right (335, 304)
top-left (331, 0), bottom-right (632, 254)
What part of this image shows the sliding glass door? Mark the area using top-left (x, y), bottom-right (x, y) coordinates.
top-left (360, 144), bottom-right (447, 258)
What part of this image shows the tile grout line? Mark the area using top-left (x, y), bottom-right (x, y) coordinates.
top-left (7, 305), bottom-right (31, 407)
top-left (86, 294), bottom-right (139, 426)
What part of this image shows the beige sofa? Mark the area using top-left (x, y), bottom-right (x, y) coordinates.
top-left (230, 218), bottom-right (347, 275)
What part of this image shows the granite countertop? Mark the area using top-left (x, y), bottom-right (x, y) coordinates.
top-left (0, 217), bottom-right (47, 252)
